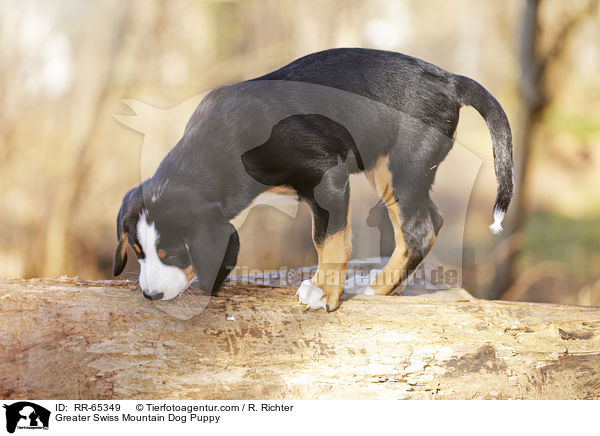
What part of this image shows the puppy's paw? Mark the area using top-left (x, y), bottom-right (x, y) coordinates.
top-left (296, 280), bottom-right (326, 310)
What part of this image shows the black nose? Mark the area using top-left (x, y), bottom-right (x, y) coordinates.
top-left (142, 290), bottom-right (164, 300)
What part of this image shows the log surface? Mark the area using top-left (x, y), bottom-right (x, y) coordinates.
top-left (1, 277), bottom-right (600, 399)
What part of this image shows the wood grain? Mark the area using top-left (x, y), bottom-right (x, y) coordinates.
top-left (1, 277), bottom-right (599, 399)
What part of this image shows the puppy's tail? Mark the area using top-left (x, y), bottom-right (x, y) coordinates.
top-left (455, 75), bottom-right (515, 234)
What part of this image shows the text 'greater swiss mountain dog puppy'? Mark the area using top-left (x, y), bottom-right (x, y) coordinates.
top-left (113, 48), bottom-right (514, 311)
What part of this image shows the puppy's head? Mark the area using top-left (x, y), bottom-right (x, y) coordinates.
top-left (113, 181), bottom-right (239, 300)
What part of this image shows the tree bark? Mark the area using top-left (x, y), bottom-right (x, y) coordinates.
top-left (1, 278), bottom-right (599, 399)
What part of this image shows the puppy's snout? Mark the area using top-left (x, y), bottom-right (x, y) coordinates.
top-left (142, 289), bottom-right (164, 300)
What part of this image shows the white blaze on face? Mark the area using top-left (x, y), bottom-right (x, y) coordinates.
top-left (137, 212), bottom-right (191, 300)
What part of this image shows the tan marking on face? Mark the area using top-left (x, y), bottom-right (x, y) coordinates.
top-left (310, 202), bottom-right (352, 311)
top-left (157, 248), bottom-right (166, 258)
top-left (182, 264), bottom-right (195, 281)
top-left (368, 155), bottom-right (409, 295)
top-left (134, 243), bottom-right (141, 254)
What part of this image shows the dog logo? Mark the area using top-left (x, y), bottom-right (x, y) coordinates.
top-left (2, 402), bottom-right (50, 433)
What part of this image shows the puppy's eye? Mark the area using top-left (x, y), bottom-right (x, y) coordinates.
top-left (157, 247), bottom-right (188, 268)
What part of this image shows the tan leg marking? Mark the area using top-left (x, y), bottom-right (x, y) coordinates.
top-left (310, 207), bottom-right (352, 311)
top-left (265, 185), bottom-right (297, 196)
top-left (311, 217), bottom-right (324, 276)
top-left (367, 156), bottom-right (409, 295)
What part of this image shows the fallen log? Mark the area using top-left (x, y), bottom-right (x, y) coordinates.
top-left (1, 277), bottom-right (599, 399)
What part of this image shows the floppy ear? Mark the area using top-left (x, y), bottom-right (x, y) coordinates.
top-left (212, 227), bottom-right (240, 292)
top-left (185, 206), bottom-right (239, 292)
top-left (113, 232), bottom-right (129, 276)
top-left (113, 186), bottom-right (143, 276)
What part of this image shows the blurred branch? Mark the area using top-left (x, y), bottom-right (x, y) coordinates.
top-left (492, 231), bottom-right (525, 266)
top-left (519, 0), bottom-right (545, 113)
top-left (577, 278), bottom-right (600, 306)
top-left (540, 0), bottom-right (599, 73)
top-left (500, 261), bottom-right (567, 301)
top-left (42, 3), bottom-right (134, 277)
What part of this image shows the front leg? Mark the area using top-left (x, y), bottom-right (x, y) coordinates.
top-left (297, 176), bottom-right (351, 312)
top-left (300, 228), bottom-right (351, 311)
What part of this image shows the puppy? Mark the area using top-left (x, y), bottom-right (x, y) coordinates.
top-left (113, 48), bottom-right (514, 311)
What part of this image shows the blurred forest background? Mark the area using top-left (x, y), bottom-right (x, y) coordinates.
top-left (1, 0), bottom-right (599, 305)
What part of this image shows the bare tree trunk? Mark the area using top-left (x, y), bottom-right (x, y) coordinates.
top-left (487, 0), bottom-right (545, 299)
top-left (1, 278), bottom-right (600, 399)
top-left (487, 0), bottom-right (598, 299)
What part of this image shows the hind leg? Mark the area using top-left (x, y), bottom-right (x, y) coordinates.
top-left (296, 167), bottom-right (351, 311)
top-left (365, 156), bottom-right (440, 295)
top-left (400, 200), bottom-right (439, 278)
top-left (364, 156), bottom-right (408, 294)
top-left (429, 199), bottom-right (444, 237)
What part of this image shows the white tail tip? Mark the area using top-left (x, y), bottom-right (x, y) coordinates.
top-left (489, 208), bottom-right (505, 235)
top-left (489, 221), bottom-right (503, 234)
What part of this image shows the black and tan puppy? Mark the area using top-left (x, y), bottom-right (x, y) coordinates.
top-left (113, 48), bottom-right (514, 311)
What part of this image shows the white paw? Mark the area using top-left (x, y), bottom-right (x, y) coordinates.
top-left (363, 286), bottom-right (376, 295)
top-left (295, 280), bottom-right (326, 309)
